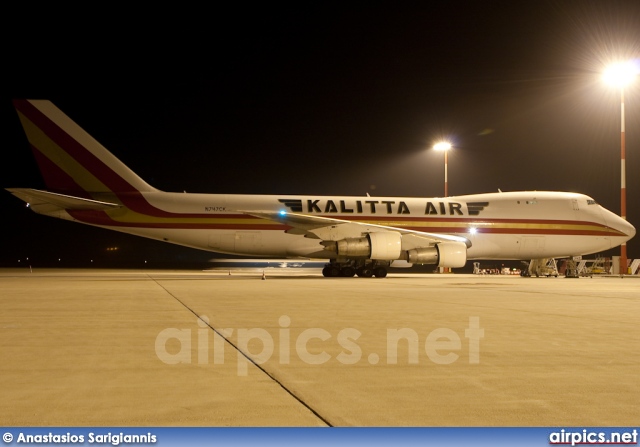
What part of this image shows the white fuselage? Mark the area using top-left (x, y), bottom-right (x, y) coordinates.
top-left (52, 190), bottom-right (634, 261)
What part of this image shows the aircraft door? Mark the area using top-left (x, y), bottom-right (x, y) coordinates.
top-left (234, 231), bottom-right (262, 254)
top-left (520, 236), bottom-right (546, 258)
top-left (208, 233), bottom-right (235, 252)
top-left (208, 231), bottom-right (263, 254)
top-left (572, 199), bottom-right (580, 211)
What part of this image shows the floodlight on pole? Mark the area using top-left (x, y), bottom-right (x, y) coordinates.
top-left (433, 142), bottom-right (452, 197)
top-left (603, 60), bottom-right (637, 274)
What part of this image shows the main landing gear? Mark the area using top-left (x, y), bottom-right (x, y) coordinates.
top-left (322, 261), bottom-right (388, 278)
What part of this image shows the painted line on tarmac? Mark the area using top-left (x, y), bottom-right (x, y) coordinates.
top-left (146, 274), bottom-right (333, 427)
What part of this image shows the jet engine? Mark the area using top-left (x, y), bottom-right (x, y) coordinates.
top-left (326, 232), bottom-right (467, 267)
top-left (405, 241), bottom-right (467, 268)
top-left (332, 232), bottom-right (402, 260)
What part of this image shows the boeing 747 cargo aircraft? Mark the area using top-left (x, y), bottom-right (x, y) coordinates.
top-left (7, 100), bottom-right (635, 277)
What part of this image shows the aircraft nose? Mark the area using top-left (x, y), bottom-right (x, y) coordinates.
top-left (600, 206), bottom-right (635, 244)
top-left (620, 218), bottom-right (636, 242)
top-left (609, 213), bottom-right (636, 242)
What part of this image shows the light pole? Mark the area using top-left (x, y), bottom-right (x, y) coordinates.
top-left (433, 141), bottom-right (452, 274)
top-left (433, 142), bottom-right (452, 197)
top-left (603, 61), bottom-right (636, 274)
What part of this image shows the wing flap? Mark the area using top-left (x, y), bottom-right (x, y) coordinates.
top-left (244, 211), bottom-right (471, 248)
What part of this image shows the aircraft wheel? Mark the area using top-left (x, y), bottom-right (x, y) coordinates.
top-left (341, 267), bottom-right (356, 277)
top-left (373, 267), bottom-right (387, 278)
top-left (323, 266), bottom-right (341, 277)
top-left (357, 268), bottom-right (374, 278)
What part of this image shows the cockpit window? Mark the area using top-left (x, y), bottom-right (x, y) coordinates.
top-left (587, 199), bottom-right (597, 205)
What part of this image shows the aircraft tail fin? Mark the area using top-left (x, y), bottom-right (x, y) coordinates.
top-left (13, 100), bottom-right (157, 197)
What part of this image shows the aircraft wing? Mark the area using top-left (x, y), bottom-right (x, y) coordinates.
top-left (245, 211), bottom-right (471, 249)
top-left (7, 188), bottom-right (122, 213)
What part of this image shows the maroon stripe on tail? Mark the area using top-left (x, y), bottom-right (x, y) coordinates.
top-left (30, 145), bottom-right (91, 198)
top-left (14, 100), bottom-right (138, 194)
top-left (14, 100), bottom-right (189, 217)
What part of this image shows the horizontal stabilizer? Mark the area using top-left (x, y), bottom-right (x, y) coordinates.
top-left (7, 188), bottom-right (121, 212)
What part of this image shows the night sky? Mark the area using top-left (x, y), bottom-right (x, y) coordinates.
top-left (2, 1), bottom-right (639, 267)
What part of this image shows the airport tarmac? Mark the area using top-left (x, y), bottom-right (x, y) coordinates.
top-left (0, 269), bottom-right (638, 426)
